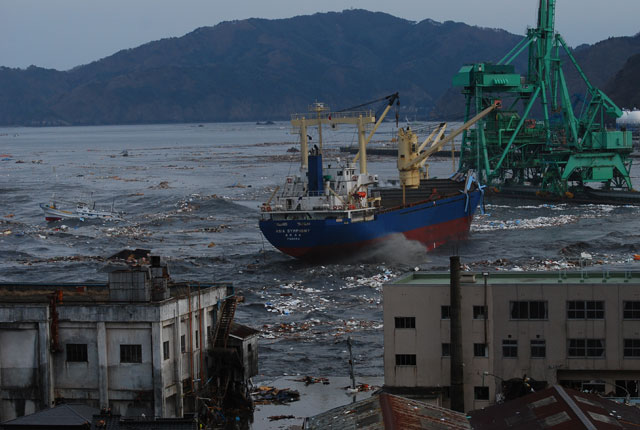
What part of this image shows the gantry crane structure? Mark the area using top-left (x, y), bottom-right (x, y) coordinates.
top-left (454, 0), bottom-right (633, 195)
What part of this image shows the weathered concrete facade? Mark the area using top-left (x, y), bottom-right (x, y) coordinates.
top-left (383, 271), bottom-right (640, 411)
top-left (0, 262), bottom-right (232, 422)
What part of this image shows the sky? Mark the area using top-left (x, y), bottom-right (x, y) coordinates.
top-left (1, 0), bottom-right (638, 71)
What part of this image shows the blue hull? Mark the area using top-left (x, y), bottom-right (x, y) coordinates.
top-left (259, 190), bottom-right (482, 259)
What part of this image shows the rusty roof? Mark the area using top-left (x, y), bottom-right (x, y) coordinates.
top-left (469, 385), bottom-right (640, 430)
top-left (229, 322), bottom-right (260, 339)
top-left (304, 393), bottom-right (470, 429)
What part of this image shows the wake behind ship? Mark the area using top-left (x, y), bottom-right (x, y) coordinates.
top-left (259, 95), bottom-right (496, 259)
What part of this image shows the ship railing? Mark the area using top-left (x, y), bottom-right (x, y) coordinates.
top-left (290, 109), bottom-right (375, 123)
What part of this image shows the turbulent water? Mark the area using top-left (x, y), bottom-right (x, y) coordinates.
top-left (1, 122), bottom-right (639, 380)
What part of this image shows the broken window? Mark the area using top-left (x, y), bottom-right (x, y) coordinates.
top-left (66, 343), bottom-right (88, 362)
top-left (120, 344), bottom-right (142, 363)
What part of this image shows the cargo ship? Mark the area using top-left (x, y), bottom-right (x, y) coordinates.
top-left (259, 95), bottom-right (497, 259)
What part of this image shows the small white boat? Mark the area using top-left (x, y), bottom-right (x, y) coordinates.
top-left (40, 199), bottom-right (123, 222)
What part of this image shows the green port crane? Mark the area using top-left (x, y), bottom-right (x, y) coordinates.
top-left (454, 0), bottom-right (633, 195)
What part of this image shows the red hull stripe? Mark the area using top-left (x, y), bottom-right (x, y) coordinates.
top-left (278, 215), bottom-right (473, 259)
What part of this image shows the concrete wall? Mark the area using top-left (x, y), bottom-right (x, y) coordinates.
top-left (0, 284), bottom-right (229, 422)
top-left (383, 275), bottom-right (640, 412)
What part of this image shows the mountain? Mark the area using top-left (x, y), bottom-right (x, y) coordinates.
top-left (0, 10), bottom-right (524, 126)
top-left (0, 10), bottom-right (637, 126)
top-left (605, 52), bottom-right (640, 110)
top-left (430, 34), bottom-right (640, 119)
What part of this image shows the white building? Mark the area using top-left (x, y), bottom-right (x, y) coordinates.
top-left (383, 270), bottom-right (640, 411)
top-left (0, 258), bottom-right (252, 422)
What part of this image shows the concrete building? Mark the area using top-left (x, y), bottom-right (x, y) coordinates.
top-left (383, 270), bottom-right (640, 411)
top-left (0, 257), bottom-right (256, 422)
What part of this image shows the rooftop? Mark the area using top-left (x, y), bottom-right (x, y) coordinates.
top-left (304, 392), bottom-right (470, 430)
top-left (0, 404), bottom-right (99, 428)
top-left (390, 271), bottom-right (639, 286)
top-left (469, 385), bottom-right (640, 430)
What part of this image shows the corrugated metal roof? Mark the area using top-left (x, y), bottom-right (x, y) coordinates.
top-left (229, 322), bottom-right (260, 339)
top-left (1, 404), bottom-right (99, 427)
top-left (304, 393), bottom-right (470, 429)
top-left (469, 385), bottom-right (640, 430)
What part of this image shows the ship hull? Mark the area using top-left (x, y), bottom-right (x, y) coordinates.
top-left (259, 190), bottom-right (482, 259)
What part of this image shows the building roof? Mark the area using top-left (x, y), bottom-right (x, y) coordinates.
top-left (469, 385), bottom-right (640, 430)
top-left (304, 393), bottom-right (470, 429)
top-left (91, 414), bottom-right (197, 430)
top-left (229, 322), bottom-right (260, 340)
top-left (389, 271), bottom-right (639, 286)
top-left (1, 404), bottom-right (99, 427)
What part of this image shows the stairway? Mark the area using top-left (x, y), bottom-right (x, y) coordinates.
top-left (213, 297), bottom-right (237, 349)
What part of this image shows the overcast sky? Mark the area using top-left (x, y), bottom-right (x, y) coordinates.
top-left (1, 0), bottom-right (638, 71)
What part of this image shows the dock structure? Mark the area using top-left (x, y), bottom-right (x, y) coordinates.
top-left (383, 270), bottom-right (640, 410)
top-left (0, 255), bottom-right (257, 423)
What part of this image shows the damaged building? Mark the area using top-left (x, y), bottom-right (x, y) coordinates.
top-left (383, 265), bottom-right (640, 411)
top-left (0, 255), bottom-right (258, 423)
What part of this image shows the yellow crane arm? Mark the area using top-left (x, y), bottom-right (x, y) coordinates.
top-left (417, 122), bottom-right (447, 154)
top-left (401, 101), bottom-right (500, 170)
top-left (353, 102), bottom-right (394, 163)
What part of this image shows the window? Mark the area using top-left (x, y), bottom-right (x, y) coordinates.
top-left (503, 339), bottom-right (518, 357)
top-left (195, 330), bottom-right (199, 347)
top-left (181, 334), bottom-right (186, 353)
top-left (442, 343), bottom-right (451, 357)
top-left (531, 339), bottom-right (546, 358)
top-left (567, 301), bottom-right (604, 319)
top-left (395, 354), bottom-right (416, 366)
top-left (66, 344), bottom-right (88, 362)
top-left (473, 306), bottom-right (487, 319)
top-left (441, 306), bottom-right (450, 320)
top-left (510, 301), bottom-right (547, 319)
top-left (248, 343), bottom-right (252, 352)
top-left (120, 344), bottom-right (142, 363)
top-left (163, 341), bottom-right (170, 360)
top-left (394, 317), bottom-right (416, 329)
top-left (623, 301), bottom-right (640, 319)
top-left (568, 339), bottom-right (605, 358)
top-left (624, 339), bottom-right (640, 357)
top-left (474, 343), bottom-right (488, 357)
top-left (474, 386), bottom-right (489, 400)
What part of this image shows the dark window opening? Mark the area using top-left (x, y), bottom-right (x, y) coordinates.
top-left (510, 301), bottom-right (547, 320)
top-left (503, 339), bottom-right (518, 358)
top-left (66, 343), bottom-right (88, 362)
top-left (624, 339), bottom-right (640, 357)
top-left (441, 306), bottom-right (450, 320)
top-left (568, 339), bottom-right (605, 358)
top-left (181, 334), bottom-right (186, 353)
top-left (394, 317), bottom-right (416, 329)
top-left (395, 354), bottom-right (417, 366)
top-left (474, 386), bottom-right (489, 400)
top-left (442, 343), bottom-right (451, 357)
top-left (624, 301), bottom-right (640, 319)
top-left (473, 305), bottom-right (487, 319)
top-left (531, 339), bottom-right (546, 358)
top-left (474, 343), bottom-right (488, 357)
top-left (163, 340), bottom-right (170, 361)
top-left (120, 344), bottom-right (142, 363)
top-left (567, 301), bottom-right (604, 319)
